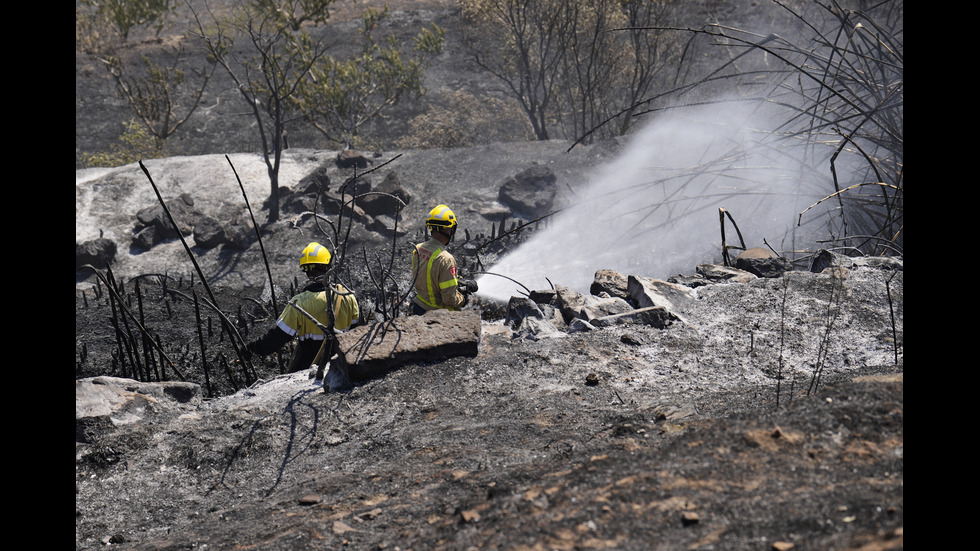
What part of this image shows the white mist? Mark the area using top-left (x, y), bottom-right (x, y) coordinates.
top-left (477, 100), bottom-right (827, 301)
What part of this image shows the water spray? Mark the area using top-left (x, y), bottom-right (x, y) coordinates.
top-left (477, 100), bottom-right (833, 302)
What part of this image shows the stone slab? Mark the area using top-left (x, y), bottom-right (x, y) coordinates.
top-left (335, 309), bottom-right (482, 381)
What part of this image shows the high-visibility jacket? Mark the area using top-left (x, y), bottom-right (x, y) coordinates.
top-left (411, 237), bottom-right (465, 312)
top-left (277, 282), bottom-right (359, 337)
top-left (247, 281), bottom-right (359, 373)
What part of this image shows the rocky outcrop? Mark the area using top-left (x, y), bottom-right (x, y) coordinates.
top-left (503, 249), bottom-right (904, 341)
top-left (498, 165), bottom-right (557, 218)
top-left (132, 193), bottom-right (202, 250)
top-left (75, 376), bottom-right (202, 443)
top-left (331, 309), bottom-right (482, 385)
top-left (76, 237), bottom-right (117, 270)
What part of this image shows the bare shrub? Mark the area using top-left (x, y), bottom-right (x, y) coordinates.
top-left (398, 90), bottom-right (534, 149)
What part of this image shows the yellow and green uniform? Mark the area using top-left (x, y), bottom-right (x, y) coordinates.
top-left (246, 281), bottom-right (359, 373)
top-left (411, 237), bottom-right (465, 312)
top-left (277, 282), bottom-right (358, 337)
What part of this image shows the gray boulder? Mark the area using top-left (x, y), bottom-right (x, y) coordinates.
top-left (498, 165), bottom-right (557, 218)
top-left (590, 269), bottom-right (631, 302)
top-left (133, 193), bottom-right (201, 249)
top-left (627, 275), bottom-right (697, 321)
top-left (514, 316), bottom-right (567, 340)
top-left (555, 285), bottom-right (633, 324)
top-left (359, 171), bottom-right (412, 216)
top-left (76, 238), bottom-right (117, 270)
top-left (591, 306), bottom-right (677, 329)
top-left (696, 263), bottom-right (758, 283)
top-left (734, 247), bottom-right (793, 278)
top-left (810, 249), bottom-right (903, 273)
top-left (332, 309), bottom-right (482, 384)
top-left (336, 149), bottom-right (370, 168)
top-left (192, 216), bottom-right (226, 249)
top-left (505, 296), bottom-right (545, 329)
top-left (297, 161), bottom-right (331, 192)
top-left (76, 376), bottom-right (203, 442)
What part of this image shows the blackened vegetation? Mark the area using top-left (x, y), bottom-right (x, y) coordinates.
top-left (459, 214), bottom-right (545, 274)
top-left (76, 268), bottom-right (270, 397)
top-left (75, 213), bottom-right (546, 398)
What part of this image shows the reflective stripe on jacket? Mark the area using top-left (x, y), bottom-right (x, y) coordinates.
top-left (277, 282), bottom-right (359, 339)
top-left (411, 237), bottom-right (464, 311)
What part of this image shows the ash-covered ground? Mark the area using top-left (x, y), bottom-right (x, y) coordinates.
top-left (77, 0), bottom-right (903, 547)
top-left (76, 150), bottom-right (903, 548)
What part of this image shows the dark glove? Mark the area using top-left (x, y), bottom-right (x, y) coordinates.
top-left (459, 278), bottom-right (478, 295)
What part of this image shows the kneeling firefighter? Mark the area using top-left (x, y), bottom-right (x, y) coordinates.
top-left (245, 242), bottom-right (359, 376)
top-left (409, 204), bottom-right (478, 315)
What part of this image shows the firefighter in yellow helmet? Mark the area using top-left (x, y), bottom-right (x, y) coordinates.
top-left (245, 242), bottom-right (359, 375)
top-left (409, 204), bottom-right (478, 315)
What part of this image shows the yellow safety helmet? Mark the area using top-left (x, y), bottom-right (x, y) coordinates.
top-left (426, 204), bottom-right (458, 231)
top-left (299, 242), bottom-right (331, 271)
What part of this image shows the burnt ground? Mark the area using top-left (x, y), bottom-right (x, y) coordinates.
top-left (77, 1), bottom-right (902, 549)
top-left (76, 365), bottom-right (904, 551)
top-left (75, 243), bottom-right (904, 550)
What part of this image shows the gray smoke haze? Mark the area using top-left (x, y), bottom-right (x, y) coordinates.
top-left (477, 98), bottom-right (832, 301)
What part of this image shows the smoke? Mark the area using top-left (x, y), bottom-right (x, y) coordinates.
top-left (477, 98), bottom-right (831, 301)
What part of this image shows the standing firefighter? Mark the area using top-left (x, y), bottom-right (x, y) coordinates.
top-left (410, 204), bottom-right (477, 315)
top-left (245, 242), bottom-right (359, 376)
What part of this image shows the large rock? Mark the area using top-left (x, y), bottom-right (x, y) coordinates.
top-left (297, 161), bottom-right (332, 192)
top-left (336, 149), bottom-right (370, 168)
top-left (358, 171), bottom-right (412, 216)
top-left (497, 165), bottom-right (558, 218)
top-left (734, 247), bottom-right (793, 278)
top-left (192, 216), bottom-right (226, 249)
top-left (590, 269), bottom-right (631, 302)
top-left (76, 238), bottom-right (117, 270)
top-left (133, 193), bottom-right (202, 249)
top-left (696, 263), bottom-right (758, 283)
top-left (518, 316), bottom-right (567, 340)
top-left (809, 249), bottom-right (904, 273)
top-left (333, 309), bottom-right (482, 382)
top-left (626, 275), bottom-right (697, 320)
top-left (554, 285), bottom-right (633, 324)
top-left (591, 306), bottom-right (677, 329)
top-left (76, 376), bottom-right (203, 442)
top-left (505, 296), bottom-right (544, 329)
top-left (193, 208), bottom-right (255, 250)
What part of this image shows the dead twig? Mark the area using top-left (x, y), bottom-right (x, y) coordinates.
top-left (718, 208), bottom-right (747, 266)
top-left (138, 160), bottom-right (254, 374)
top-left (797, 182), bottom-right (899, 225)
top-left (80, 264), bottom-right (185, 380)
top-left (226, 155), bottom-right (280, 317)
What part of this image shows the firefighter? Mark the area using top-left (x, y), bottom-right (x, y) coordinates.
top-left (409, 204), bottom-right (478, 315)
top-left (244, 242), bottom-right (359, 375)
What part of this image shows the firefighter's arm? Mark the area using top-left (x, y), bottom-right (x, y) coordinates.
top-left (435, 258), bottom-right (466, 310)
top-left (245, 324), bottom-right (292, 358)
